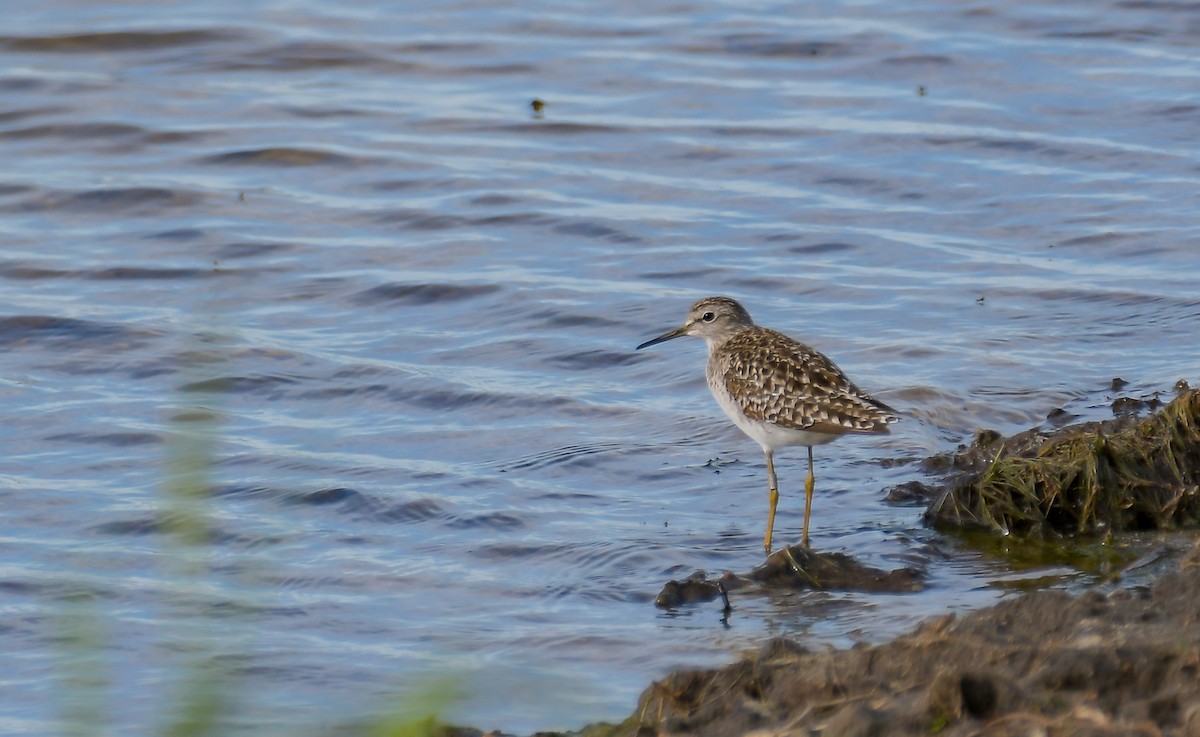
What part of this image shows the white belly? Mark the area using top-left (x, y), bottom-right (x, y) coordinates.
top-left (708, 376), bottom-right (839, 452)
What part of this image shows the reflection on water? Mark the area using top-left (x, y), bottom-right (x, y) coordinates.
top-left (2, 0), bottom-right (1200, 733)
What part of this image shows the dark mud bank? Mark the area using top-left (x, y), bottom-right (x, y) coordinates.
top-left (605, 539), bottom-right (1200, 737)
top-left (584, 389), bottom-right (1200, 736)
top-left (452, 389), bottom-right (1200, 737)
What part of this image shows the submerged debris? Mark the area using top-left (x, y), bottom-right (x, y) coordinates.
top-left (655, 571), bottom-right (731, 608)
top-left (654, 546), bottom-right (923, 608)
top-left (750, 546), bottom-right (923, 593)
top-left (926, 389), bottom-right (1200, 538)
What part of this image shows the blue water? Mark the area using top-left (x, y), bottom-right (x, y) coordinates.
top-left (2, 0), bottom-right (1200, 733)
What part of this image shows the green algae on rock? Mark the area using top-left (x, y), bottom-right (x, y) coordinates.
top-left (926, 389), bottom-right (1200, 538)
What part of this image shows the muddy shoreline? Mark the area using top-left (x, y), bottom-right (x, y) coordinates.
top-left (457, 389), bottom-right (1200, 737)
top-left (445, 537), bottom-right (1200, 737)
top-left (601, 538), bottom-right (1200, 737)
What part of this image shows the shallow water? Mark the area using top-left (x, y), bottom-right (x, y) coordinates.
top-left (2, 0), bottom-right (1200, 733)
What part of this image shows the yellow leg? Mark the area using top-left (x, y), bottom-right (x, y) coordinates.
top-left (802, 446), bottom-right (815, 548)
top-left (764, 449), bottom-right (778, 556)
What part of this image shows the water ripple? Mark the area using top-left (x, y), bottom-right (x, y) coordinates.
top-left (202, 147), bottom-right (367, 167)
top-left (44, 431), bottom-right (162, 446)
top-left (3, 0), bottom-right (1200, 733)
top-left (6, 187), bottom-right (204, 213)
top-left (352, 282), bottom-right (503, 306)
top-left (0, 315), bottom-right (156, 348)
top-left (0, 28), bottom-right (245, 52)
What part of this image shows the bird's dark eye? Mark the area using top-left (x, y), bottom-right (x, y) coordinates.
top-left (701, 311), bottom-right (716, 322)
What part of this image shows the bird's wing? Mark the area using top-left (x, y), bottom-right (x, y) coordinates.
top-left (718, 328), bottom-right (897, 434)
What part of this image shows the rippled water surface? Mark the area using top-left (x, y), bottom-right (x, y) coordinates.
top-left (3, 0), bottom-right (1200, 733)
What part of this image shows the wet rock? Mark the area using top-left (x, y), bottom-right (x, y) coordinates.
top-left (653, 571), bottom-right (730, 608)
top-left (973, 427), bottom-right (1002, 446)
top-left (884, 479), bottom-right (937, 504)
top-left (1112, 395), bottom-right (1149, 415)
top-left (1046, 406), bottom-right (1078, 425)
top-left (655, 548), bottom-right (924, 608)
top-left (749, 546), bottom-right (924, 593)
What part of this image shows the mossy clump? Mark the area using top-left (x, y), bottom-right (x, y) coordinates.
top-left (926, 389), bottom-right (1200, 538)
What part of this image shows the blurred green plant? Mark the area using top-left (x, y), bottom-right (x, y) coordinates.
top-left (54, 595), bottom-right (111, 737)
top-left (363, 678), bottom-right (462, 737)
top-left (53, 342), bottom-right (459, 737)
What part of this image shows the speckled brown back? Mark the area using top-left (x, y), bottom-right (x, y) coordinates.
top-left (709, 326), bottom-right (897, 435)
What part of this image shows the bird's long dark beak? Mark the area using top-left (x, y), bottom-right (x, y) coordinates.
top-left (636, 325), bottom-right (687, 350)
